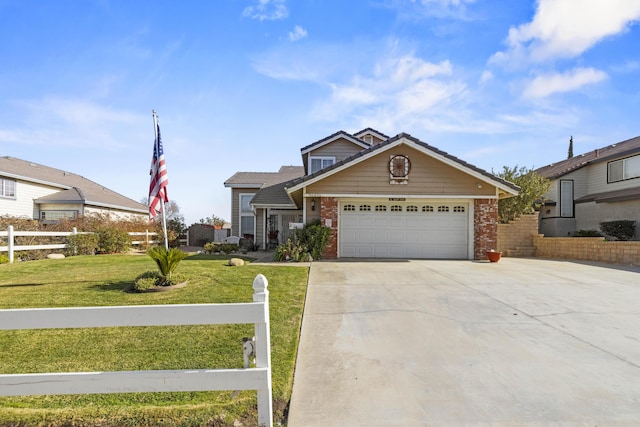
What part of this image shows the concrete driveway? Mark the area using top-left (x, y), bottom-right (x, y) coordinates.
top-left (287, 258), bottom-right (640, 426)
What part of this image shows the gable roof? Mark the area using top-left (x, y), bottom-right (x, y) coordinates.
top-left (536, 135), bottom-right (640, 180)
top-left (286, 133), bottom-right (520, 197)
top-left (0, 156), bottom-right (148, 213)
top-left (352, 127), bottom-right (390, 141)
top-left (224, 166), bottom-right (304, 188)
top-left (299, 130), bottom-right (371, 155)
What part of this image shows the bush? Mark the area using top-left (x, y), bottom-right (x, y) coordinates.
top-left (131, 271), bottom-right (162, 292)
top-left (274, 238), bottom-right (307, 262)
top-left (147, 246), bottom-right (188, 284)
top-left (204, 242), bottom-right (221, 254)
top-left (221, 243), bottom-right (238, 254)
top-left (66, 233), bottom-right (99, 255)
top-left (600, 220), bottom-right (636, 241)
top-left (0, 253), bottom-right (8, 264)
top-left (295, 220), bottom-right (331, 260)
top-left (573, 229), bottom-right (602, 237)
top-left (96, 228), bottom-right (131, 254)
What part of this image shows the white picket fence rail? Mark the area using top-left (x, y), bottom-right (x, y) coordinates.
top-left (0, 226), bottom-right (159, 263)
top-left (0, 274), bottom-right (273, 427)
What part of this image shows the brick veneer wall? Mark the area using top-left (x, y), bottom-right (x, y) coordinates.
top-left (497, 213), bottom-right (539, 253)
top-left (474, 199), bottom-right (498, 260)
top-left (320, 197), bottom-right (339, 259)
top-left (534, 236), bottom-right (640, 265)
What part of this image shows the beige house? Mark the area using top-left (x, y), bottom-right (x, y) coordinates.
top-left (537, 135), bottom-right (640, 239)
top-left (0, 156), bottom-right (148, 222)
top-left (225, 128), bottom-right (519, 259)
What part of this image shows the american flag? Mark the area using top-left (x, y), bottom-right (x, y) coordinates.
top-left (149, 123), bottom-right (168, 219)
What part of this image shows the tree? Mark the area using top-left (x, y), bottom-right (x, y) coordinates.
top-left (495, 165), bottom-right (551, 224)
top-left (199, 214), bottom-right (226, 228)
top-left (568, 136), bottom-right (574, 159)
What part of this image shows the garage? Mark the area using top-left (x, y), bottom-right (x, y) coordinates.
top-left (339, 200), bottom-right (470, 259)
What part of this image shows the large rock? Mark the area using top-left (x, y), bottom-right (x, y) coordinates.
top-left (47, 253), bottom-right (65, 259)
top-left (228, 258), bottom-right (245, 266)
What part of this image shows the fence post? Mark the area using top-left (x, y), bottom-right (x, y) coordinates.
top-left (7, 225), bottom-right (14, 264)
top-left (252, 274), bottom-right (273, 427)
top-left (72, 227), bottom-right (78, 256)
top-left (146, 229), bottom-right (150, 247)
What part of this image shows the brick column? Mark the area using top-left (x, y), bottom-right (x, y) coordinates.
top-left (474, 199), bottom-right (498, 260)
top-left (320, 197), bottom-right (338, 259)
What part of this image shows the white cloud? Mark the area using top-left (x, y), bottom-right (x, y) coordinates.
top-left (394, 0), bottom-right (476, 19)
top-left (0, 97), bottom-right (145, 149)
top-left (523, 67), bottom-right (608, 99)
top-left (313, 54), bottom-right (466, 130)
top-left (492, 0), bottom-right (640, 65)
top-left (480, 70), bottom-right (493, 83)
top-left (242, 0), bottom-right (288, 21)
top-left (289, 25), bottom-right (308, 41)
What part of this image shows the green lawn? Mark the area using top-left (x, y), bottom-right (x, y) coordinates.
top-left (0, 253), bottom-right (309, 426)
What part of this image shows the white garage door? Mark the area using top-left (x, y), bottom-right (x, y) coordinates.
top-left (339, 201), bottom-right (470, 259)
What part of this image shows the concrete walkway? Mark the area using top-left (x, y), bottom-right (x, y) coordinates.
top-left (287, 258), bottom-right (640, 426)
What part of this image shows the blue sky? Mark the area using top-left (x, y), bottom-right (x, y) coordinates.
top-left (1, 0), bottom-right (639, 225)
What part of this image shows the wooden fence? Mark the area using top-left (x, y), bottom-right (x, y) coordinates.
top-left (0, 226), bottom-right (158, 263)
top-left (0, 274), bottom-right (273, 427)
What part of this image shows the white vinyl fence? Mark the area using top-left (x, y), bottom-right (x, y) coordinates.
top-left (0, 226), bottom-right (158, 263)
top-left (0, 274), bottom-right (273, 427)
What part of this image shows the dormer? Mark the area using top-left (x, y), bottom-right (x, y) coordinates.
top-left (353, 127), bottom-right (389, 146)
top-left (300, 130), bottom-right (371, 175)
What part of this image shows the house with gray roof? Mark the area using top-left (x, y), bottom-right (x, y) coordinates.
top-left (225, 128), bottom-right (519, 260)
top-left (0, 156), bottom-right (148, 222)
top-left (536, 135), bottom-right (640, 239)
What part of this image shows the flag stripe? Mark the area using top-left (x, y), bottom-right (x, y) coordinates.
top-left (149, 123), bottom-right (168, 219)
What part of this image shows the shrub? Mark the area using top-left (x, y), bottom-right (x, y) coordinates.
top-left (295, 220), bottom-right (331, 260)
top-left (147, 246), bottom-right (188, 285)
top-left (274, 238), bottom-right (307, 262)
top-left (204, 242), bottom-right (221, 254)
top-left (0, 253), bottom-right (9, 264)
top-left (221, 243), bottom-right (238, 254)
top-left (96, 228), bottom-right (131, 254)
top-left (600, 220), bottom-right (636, 241)
top-left (573, 229), bottom-right (602, 237)
top-left (66, 233), bottom-right (99, 255)
top-left (131, 271), bottom-right (162, 292)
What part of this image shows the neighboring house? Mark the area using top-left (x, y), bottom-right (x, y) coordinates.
top-left (536, 135), bottom-right (640, 239)
top-left (225, 128), bottom-right (519, 260)
top-left (0, 156), bottom-right (148, 222)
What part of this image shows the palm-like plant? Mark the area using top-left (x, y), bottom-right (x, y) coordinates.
top-left (146, 246), bottom-right (188, 285)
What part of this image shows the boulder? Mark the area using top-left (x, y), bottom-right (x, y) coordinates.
top-left (228, 258), bottom-right (245, 266)
top-left (47, 253), bottom-right (65, 259)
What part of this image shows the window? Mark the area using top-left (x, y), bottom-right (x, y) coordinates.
top-left (359, 205), bottom-right (371, 211)
top-left (437, 206), bottom-right (449, 213)
top-left (608, 155), bottom-right (640, 182)
top-left (407, 205), bottom-right (418, 212)
top-left (0, 177), bottom-right (16, 198)
top-left (375, 205), bottom-right (387, 212)
top-left (239, 193), bottom-right (255, 236)
top-left (560, 180), bottom-right (574, 217)
top-left (41, 210), bottom-right (78, 221)
top-left (422, 205), bottom-right (434, 212)
top-left (390, 205), bottom-right (402, 212)
top-left (453, 206), bottom-right (465, 213)
top-left (309, 156), bottom-right (335, 174)
top-left (343, 204), bottom-right (356, 211)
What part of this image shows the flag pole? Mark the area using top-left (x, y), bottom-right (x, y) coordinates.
top-left (153, 110), bottom-right (169, 251)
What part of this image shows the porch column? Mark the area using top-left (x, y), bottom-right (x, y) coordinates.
top-left (474, 198), bottom-right (498, 260)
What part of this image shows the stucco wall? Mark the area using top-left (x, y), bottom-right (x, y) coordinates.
top-left (534, 236), bottom-right (640, 266)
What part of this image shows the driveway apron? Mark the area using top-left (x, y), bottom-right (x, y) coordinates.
top-left (287, 258), bottom-right (640, 426)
